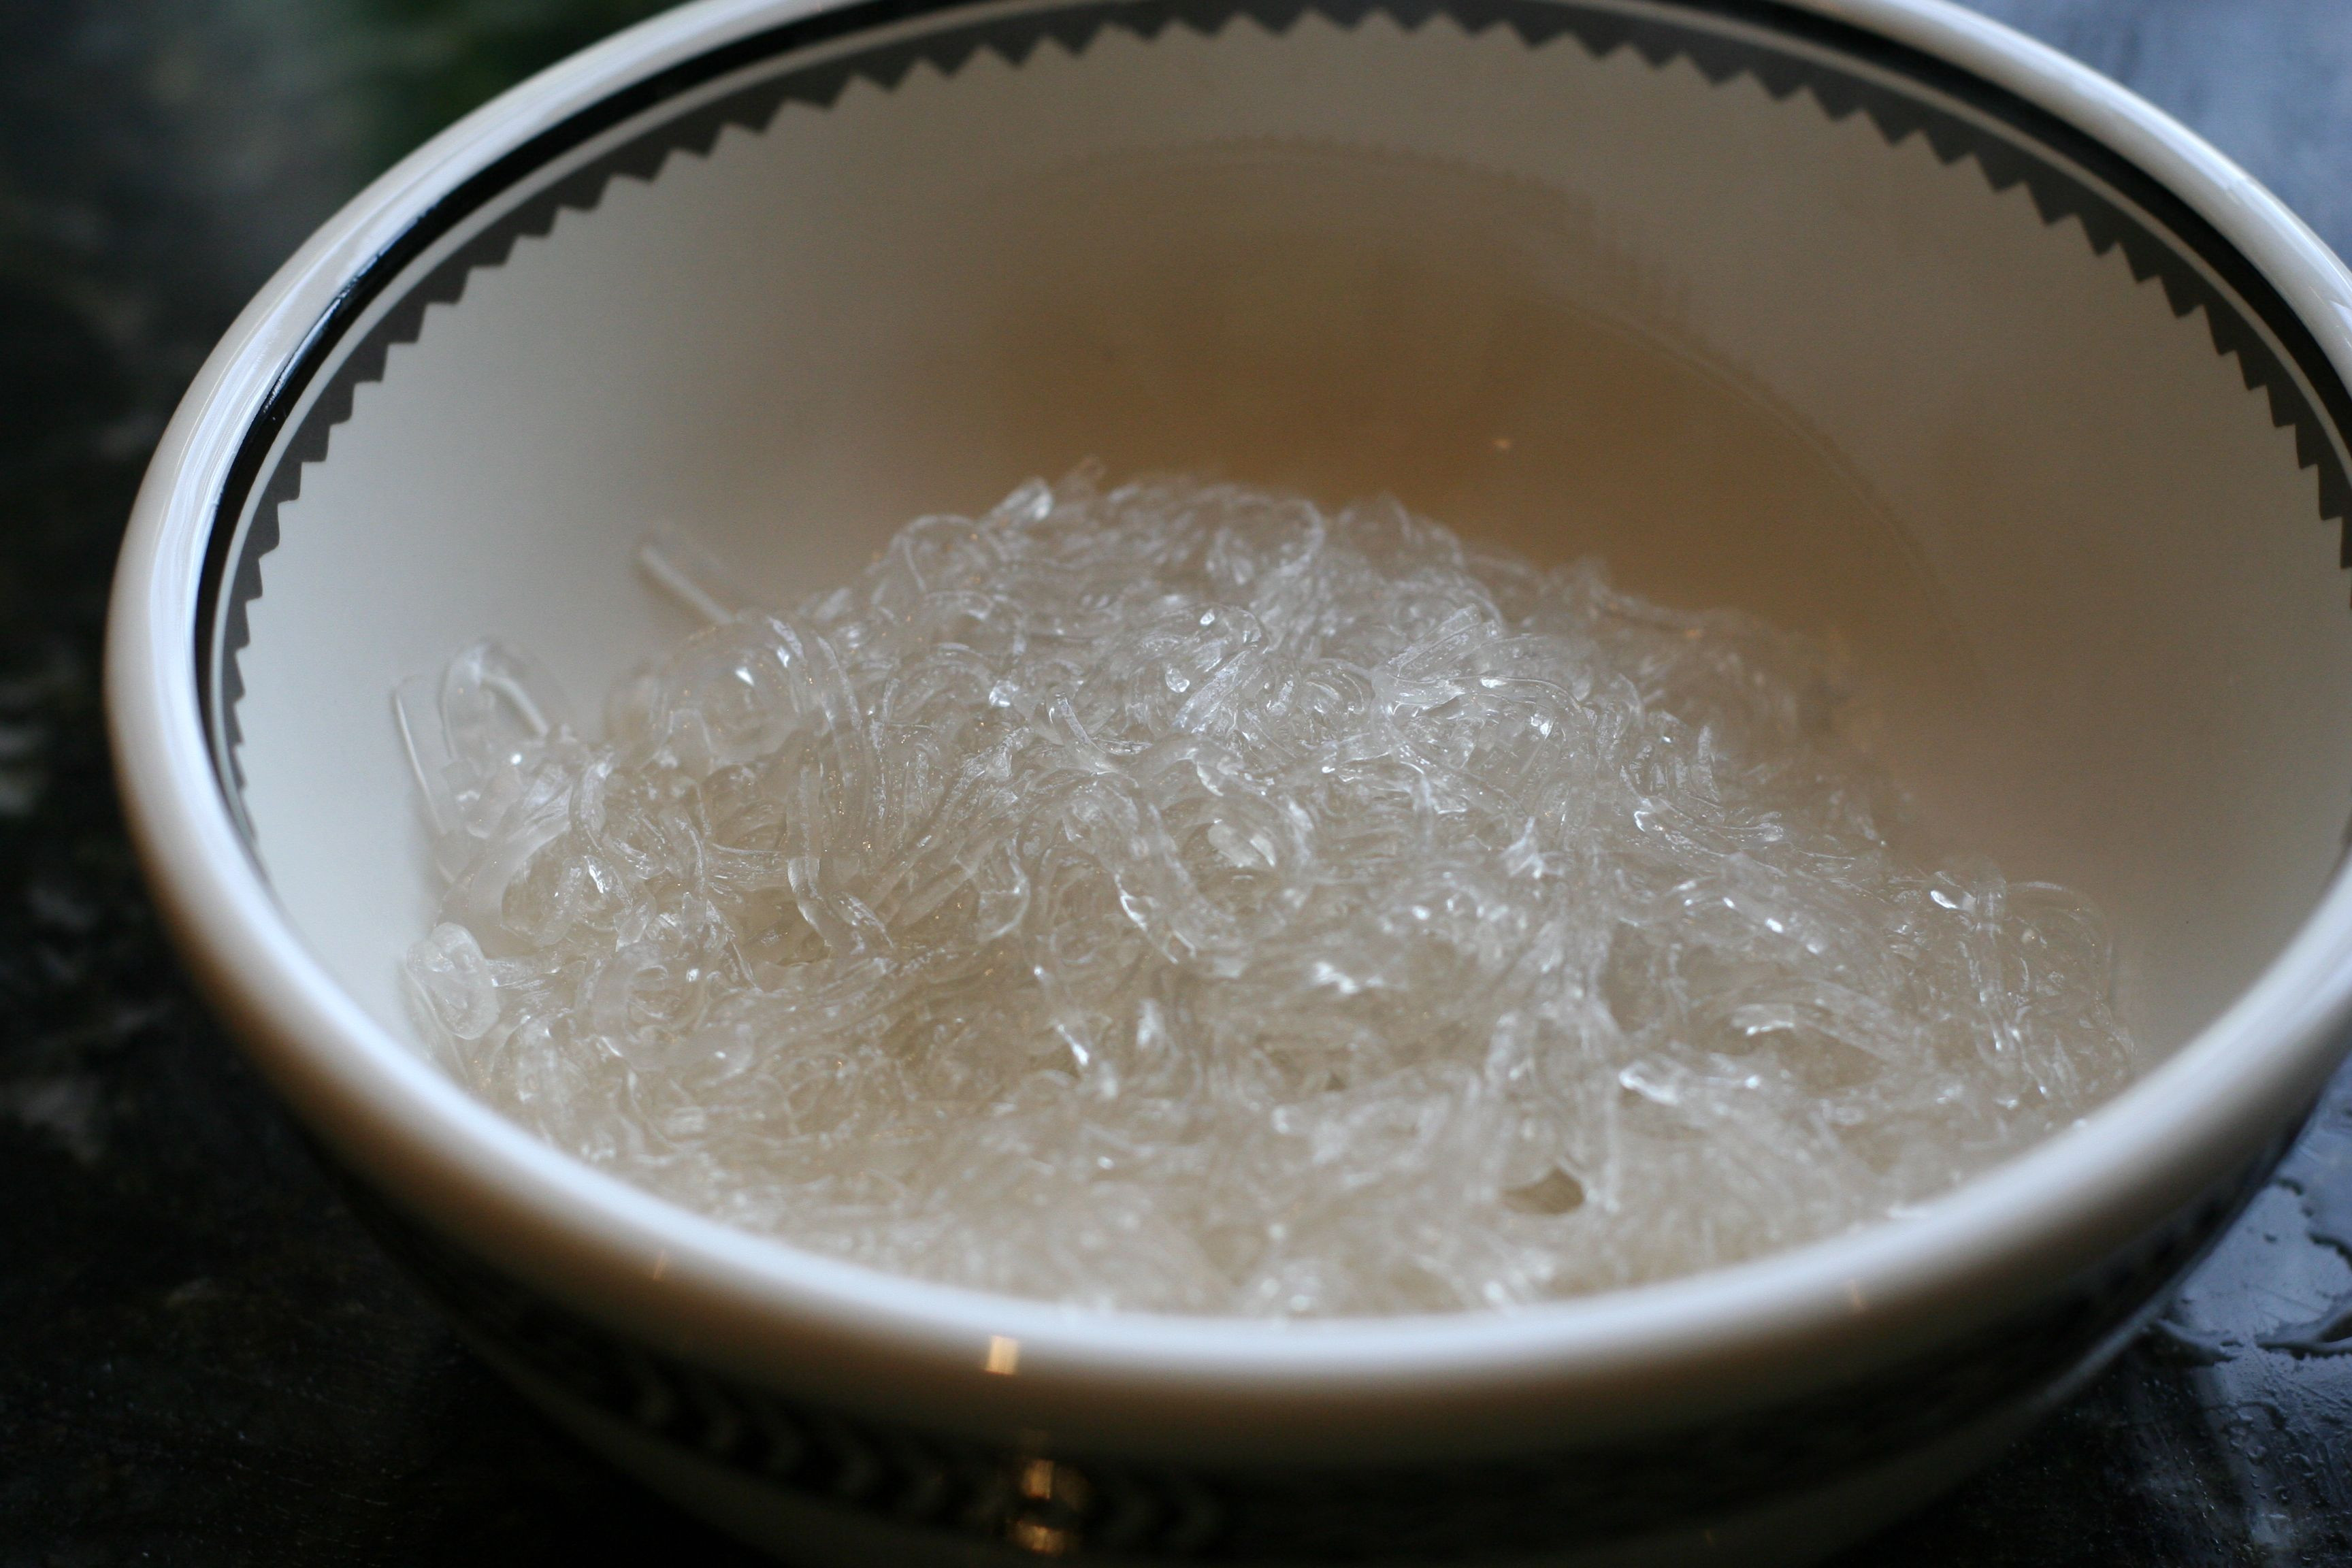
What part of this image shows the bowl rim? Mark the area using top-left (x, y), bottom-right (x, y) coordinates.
top-left (103, 0), bottom-right (2352, 1434)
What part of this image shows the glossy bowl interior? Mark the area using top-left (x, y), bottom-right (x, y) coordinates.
top-left (108, 0), bottom-right (2352, 1513)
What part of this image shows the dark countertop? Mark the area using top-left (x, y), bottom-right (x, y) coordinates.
top-left (4, 1), bottom-right (2351, 1562)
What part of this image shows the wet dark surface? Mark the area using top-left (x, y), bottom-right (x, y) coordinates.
top-left (1, 1), bottom-right (2350, 1562)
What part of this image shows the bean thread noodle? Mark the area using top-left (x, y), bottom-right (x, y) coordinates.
top-left (399, 473), bottom-right (2136, 1316)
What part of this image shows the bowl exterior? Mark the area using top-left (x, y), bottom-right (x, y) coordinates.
top-left (336, 1132), bottom-right (2285, 1563)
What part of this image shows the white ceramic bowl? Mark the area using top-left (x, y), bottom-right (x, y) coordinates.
top-left (107, 0), bottom-right (2352, 1561)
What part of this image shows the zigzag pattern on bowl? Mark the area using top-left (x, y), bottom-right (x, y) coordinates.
top-left (197, 0), bottom-right (2352, 812)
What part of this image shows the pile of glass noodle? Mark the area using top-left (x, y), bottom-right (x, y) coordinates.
top-left (400, 474), bottom-right (2136, 1316)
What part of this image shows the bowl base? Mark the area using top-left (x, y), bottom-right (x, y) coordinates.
top-left (474, 1331), bottom-right (2072, 1567)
